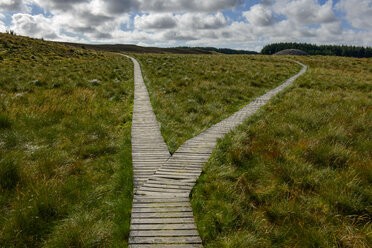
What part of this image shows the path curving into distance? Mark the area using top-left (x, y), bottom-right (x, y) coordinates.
top-left (124, 54), bottom-right (307, 248)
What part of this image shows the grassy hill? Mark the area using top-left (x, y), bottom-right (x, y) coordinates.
top-left (60, 42), bottom-right (258, 55)
top-left (61, 42), bottom-right (213, 54)
top-left (0, 33), bottom-right (133, 247)
top-left (1, 33), bottom-right (371, 248)
top-left (191, 55), bottom-right (372, 247)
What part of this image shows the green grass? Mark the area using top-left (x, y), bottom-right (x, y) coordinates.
top-left (191, 55), bottom-right (372, 247)
top-left (0, 33), bottom-right (133, 247)
top-left (135, 54), bottom-right (301, 153)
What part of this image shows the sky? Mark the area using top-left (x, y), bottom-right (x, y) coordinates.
top-left (0, 0), bottom-right (371, 51)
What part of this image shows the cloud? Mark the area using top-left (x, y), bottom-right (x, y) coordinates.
top-left (0, 0), bottom-right (29, 12)
top-left (135, 14), bottom-right (177, 29)
top-left (11, 13), bottom-right (59, 39)
top-left (0, 19), bottom-right (6, 32)
top-left (135, 12), bottom-right (227, 31)
top-left (137, 0), bottom-right (243, 12)
top-left (336, 0), bottom-right (372, 29)
top-left (102, 0), bottom-right (140, 14)
top-left (163, 30), bottom-right (198, 40)
top-left (275, 0), bottom-right (337, 25)
top-left (243, 4), bottom-right (274, 26)
top-left (33, 0), bottom-right (89, 12)
top-left (178, 12), bottom-right (227, 30)
top-left (33, 0), bottom-right (243, 14)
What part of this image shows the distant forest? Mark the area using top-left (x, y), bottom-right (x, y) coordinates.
top-left (261, 42), bottom-right (372, 58)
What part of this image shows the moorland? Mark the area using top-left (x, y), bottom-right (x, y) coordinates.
top-left (1, 33), bottom-right (371, 247)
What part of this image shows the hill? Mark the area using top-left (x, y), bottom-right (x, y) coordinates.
top-left (60, 42), bottom-right (258, 55)
top-left (262, 42), bottom-right (372, 58)
top-left (60, 42), bottom-right (213, 54)
top-left (274, 49), bottom-right (309, 56)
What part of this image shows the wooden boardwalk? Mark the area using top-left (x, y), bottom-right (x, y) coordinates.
top-left (125, 54), bottom-right (307, 247)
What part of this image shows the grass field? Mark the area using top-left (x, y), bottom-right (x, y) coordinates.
top-left (0, 33), bottom-right (133, 247)
top-left (191, 55), bottom-right (372, 247)
top-left (2, 33), bottom-right (371, 248)
top-left (135, 54), bottom-right (301, 153)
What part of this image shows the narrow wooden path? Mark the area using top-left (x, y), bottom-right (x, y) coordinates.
top-left (125, 54), bottom-right (307, 247)
top-left (123, 55), bottom-right (170, 190)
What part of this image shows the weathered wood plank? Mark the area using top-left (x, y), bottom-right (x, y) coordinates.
top-left (131, 212), bottom-right (194, 218)
top-left (129, 236), bottom-right (202, 244)
top-left (129, 244), bottom-right (203, 248)
top-left (130, 229), bottom-right (198, 236)
top-left (131, 217), bottom-right (195, 224)
top-left (130, 223), bottom-right (197, 230)
top-left (132, 207), bottom-right (192, 213)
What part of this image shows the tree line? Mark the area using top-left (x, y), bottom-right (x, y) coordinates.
top-left (261, 42), bottom-right (372, 58)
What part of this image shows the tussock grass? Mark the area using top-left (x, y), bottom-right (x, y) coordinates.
top-left (191, 56), bottom-right (372, 247)
top-left (135, 54), bottom-right (300, 153)
top-left (0, 33), bottom-right (133, 247)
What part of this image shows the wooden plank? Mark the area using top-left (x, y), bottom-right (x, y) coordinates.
top-left (133, 202), bottom-right (190, 208)
top-left (135, 191), bottom-right (190, 198)
top-left (132, 207), bottom-right (192, 213)
top-left (130, 229), bottom-right (199, 237)
top-left (129, 244), bottom-right (203, 248)
top-left (131, 217), bottom-right (195, 224)
top-left (129, 236), bottom-right (202, 244)
top-left (140, 184), bottom-right (192, 191)
top-left (130, 223), bottom-right (197, 230)
top-left (131, 212), bottom-right (194, 218)
top-left (137, 189), bottom-right (189, 194)
top-left (133, 197), bottom-right (189, 203)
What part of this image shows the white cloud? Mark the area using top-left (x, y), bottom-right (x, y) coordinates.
top-left (11, 13), bottom-right (59, 39)
top-left (178, 12), bottom-right (227, 30)
top-left (135, 14), bottom-right (176, 29)
top-left (336, 0), bottom-right (372, 29)
top-left (243, 4), bottom-right (274, 26)
top-left (0, 19), bottom-right (6, 32)
top-left (275, 0), bottom-right (337, 25)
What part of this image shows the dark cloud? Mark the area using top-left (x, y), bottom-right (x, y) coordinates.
top-left (35, 0), bottom-right (90, 11)
top-left (187, 13), bottom-right (227, 29)
top-left (136, 14), bottom-right (177, 29)
top-left (139, 0), bottom-right (243, 12)
top-left (92, 32), bottom-right (113, 39)
top-left (163, 30), bottom-right (198, 40)
top-left (79, 11), bottom-right (114, 26)
top-left (0, 0), bottom-right (25, 12)
top-left (105, 0), bottom-right (140, 14)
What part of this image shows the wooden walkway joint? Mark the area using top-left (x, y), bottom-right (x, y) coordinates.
top-left (124, 54), bottom-right (307, 248)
